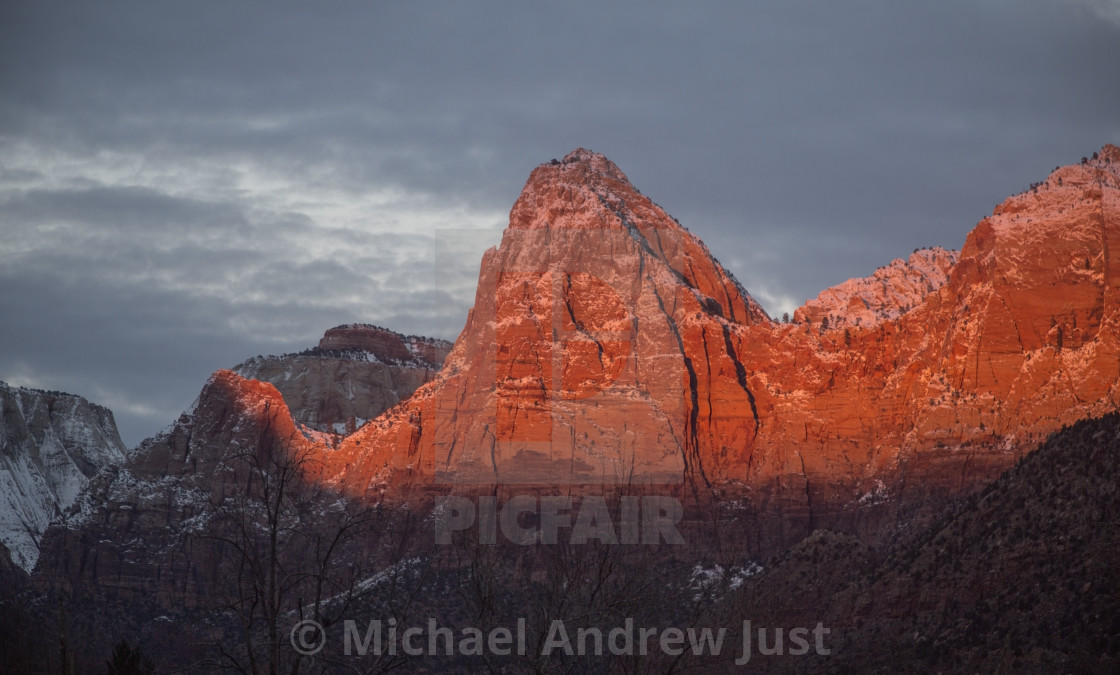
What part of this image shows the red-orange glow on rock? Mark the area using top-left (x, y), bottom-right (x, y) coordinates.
top-left (212, 146), bottom-right (1120, 518)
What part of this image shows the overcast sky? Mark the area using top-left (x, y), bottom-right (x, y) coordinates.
top-left (1, 1), bottom-right (1118, 447)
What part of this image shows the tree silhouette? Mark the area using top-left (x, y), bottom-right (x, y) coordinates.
top-left (105, 639), bottom-right (155, 675)
top-left (193, 433), bottom-right (382, 674)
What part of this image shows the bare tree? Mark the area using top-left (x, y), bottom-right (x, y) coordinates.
top-left (192, 431), bottom-right (380, 674)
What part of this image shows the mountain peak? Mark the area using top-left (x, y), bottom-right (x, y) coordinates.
top-left (521, 147), bottom-right (631, 189)
top-left (547, 147), bottom-right (631, 184)
top-left (503, 149), bottom-right (767, 320)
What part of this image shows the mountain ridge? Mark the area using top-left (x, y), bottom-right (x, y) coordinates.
top-left (320, 144), bottom-right (1120, 521)
top-left (19, 143), bottom-right (1120, 672)
top-left (27, 144), bottom-right (1120, 571)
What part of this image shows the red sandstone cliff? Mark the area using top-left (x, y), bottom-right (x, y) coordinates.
top-left (326, 145), bottom-right (1120, 520)
top-left (330, 148), bottom-right (772, 491)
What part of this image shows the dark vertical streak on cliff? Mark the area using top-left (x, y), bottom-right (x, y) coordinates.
top-left (651, 287), bottom-right (709, 489)
top-left (721, 324), bottom-right (760, 436)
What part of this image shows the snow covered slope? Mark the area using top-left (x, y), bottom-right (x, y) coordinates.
top-left (0, 382), bottom-right (126, 571)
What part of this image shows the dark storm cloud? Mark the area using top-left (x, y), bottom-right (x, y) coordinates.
top-left (7, 185), bottom-right (236, 221)
top-left (1, 0), bottom-right (1118, 444)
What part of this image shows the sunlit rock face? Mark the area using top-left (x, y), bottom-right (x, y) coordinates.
top-left (794, 247), bottom-right (960, 330)
top-left (330, 145), bottom-right (1120, 532)
top-left (725, 144), bottom-right (1120, 537)
top-left (333, 148), bottom-right (773, 491)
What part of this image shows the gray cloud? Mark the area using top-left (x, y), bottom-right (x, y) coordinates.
top-left (1070, 0), bottom-right (1120, 24)
top-left (1, 0), bottom-right (1118, 445)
